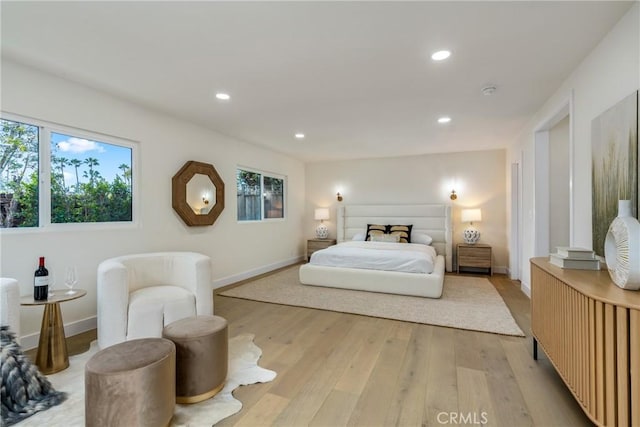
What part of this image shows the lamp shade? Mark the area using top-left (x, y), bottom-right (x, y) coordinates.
top-left (461, 208), bottom-right (482, 223)
top-left (314, 208), bottom-right (330, 221)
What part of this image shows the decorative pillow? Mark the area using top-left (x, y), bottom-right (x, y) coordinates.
top-left (365, 224), bottom-right (387, 241)
top-left (0, 326), bottom-right (67, 426)
top-left (411, 232), bottom-right (433, 245)
top-left (388, 224), bottom-right (413, 243)
top-left (352, 232), bottom-right (366, 241)
top-left (370, 233), bottom-right (401, 243)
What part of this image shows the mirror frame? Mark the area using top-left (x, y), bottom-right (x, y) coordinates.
top-left (172, 160), bottom-right (225, 226)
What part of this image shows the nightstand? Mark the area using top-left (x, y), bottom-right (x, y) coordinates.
top-left (457, 243), bottom-right (492, 275)
top-left (307, 239), bottom-right (336, 261)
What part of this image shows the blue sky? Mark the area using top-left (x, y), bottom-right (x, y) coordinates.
top-left (51, 132), bottom-right (131, 187)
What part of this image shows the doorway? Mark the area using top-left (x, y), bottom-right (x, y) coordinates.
top-left (533, 94), bottom-right (574, 258)
top-left (548, 116), bottom-right (571, 252)
top-left (510, 161), bottom-right (521, 280)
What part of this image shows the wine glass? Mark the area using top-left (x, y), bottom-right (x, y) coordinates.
top-left (64, 266), bottom-right (77, 295)
top-left (48, 270), bottom-right (56, 297)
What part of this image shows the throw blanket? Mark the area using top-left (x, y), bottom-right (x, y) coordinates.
top-left (1, 326), bottom-right (67, 426)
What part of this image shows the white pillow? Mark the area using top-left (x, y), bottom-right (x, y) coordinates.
top-left (352, 232), bottom-right (366, 241)
top-left (370, 233), bottom-right (400, 243)
top-left (411, 232), bottom-right (433, 245)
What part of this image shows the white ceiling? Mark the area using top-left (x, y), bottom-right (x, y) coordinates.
top-left (1, 1), bottom-right (633, 162)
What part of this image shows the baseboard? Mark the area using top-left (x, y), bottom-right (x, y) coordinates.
top-left (20, 315), bottom-right (97, 351)
top-left (19, 257), bottom-right (304, 349)
top-left (493, 265), bottom-right (508, 275)
top-left (520, 281), bottom-right (531, 298)
top-left (212, 255), bottom-right (305, 289)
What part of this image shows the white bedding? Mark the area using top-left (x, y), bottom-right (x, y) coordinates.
top-left (309, 241), bottom-right (437, 274)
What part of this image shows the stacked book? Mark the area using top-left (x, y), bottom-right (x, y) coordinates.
top-left (549, 247), bottom-right (600, 270)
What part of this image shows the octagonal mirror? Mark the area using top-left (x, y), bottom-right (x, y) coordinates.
top-left (186, 174), bottom-right (217, 215)
top-left (172, 161), bottom-right (224, 226)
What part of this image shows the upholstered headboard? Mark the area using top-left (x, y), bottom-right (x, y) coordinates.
top-left (337, 204), bottom-right (452, 272)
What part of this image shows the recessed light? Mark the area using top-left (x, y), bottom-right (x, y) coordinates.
top-left (295, 133), bottom-right (305, 139)
top-left (438, 116), bottom-right (451, 124)
top-left (215, 93), bottom-right (230, 100)
top-left (431, 50), bottom-right (451, 61)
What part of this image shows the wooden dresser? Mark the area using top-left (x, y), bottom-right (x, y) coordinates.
top-left (530, 257), bottom-right (640, 426)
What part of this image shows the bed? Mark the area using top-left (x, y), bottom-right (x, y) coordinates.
top-left (299, 204), bottom-right (452, 298)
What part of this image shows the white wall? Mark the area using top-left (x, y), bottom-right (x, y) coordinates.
top-left (0, 60), bottom-right (306, 347)
top-left (511, 4), bottom-right (639, 293)
top-left (549, 115), bottom-right (570, 252)
top-left (305, 149), bottom-right (508, 272)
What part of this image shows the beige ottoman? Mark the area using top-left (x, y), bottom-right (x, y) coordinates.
top-left (85, 338), bottom-right (176, 427)
top-left (163, 315), bottom-right (228, 403)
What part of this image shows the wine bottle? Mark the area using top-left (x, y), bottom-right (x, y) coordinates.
top-left (34, 256), bottom-right (49, 301)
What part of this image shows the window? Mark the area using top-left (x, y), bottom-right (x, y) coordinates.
top-left (0, 118), bottom-right (39, 227)
top-left (236, 168), bottom-right (285, 221)
top-left (50, 132), bottom-right (132, 224)
top-left (0, 114), bottom-right (135, 229)
top-left (263, 175), bottom-right (284, 219)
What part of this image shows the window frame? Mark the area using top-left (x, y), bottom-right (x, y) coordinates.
top-left (0, 112), bottom-right (139, 233)
top-left (236, 166), bottom-right (286, 223)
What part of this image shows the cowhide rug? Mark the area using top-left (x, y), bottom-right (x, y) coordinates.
top-left (17, 333), bottom-right (276, 426)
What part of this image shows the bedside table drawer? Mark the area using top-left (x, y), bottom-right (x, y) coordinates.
top-left (458, 248), bottom-right (491, 266)
top-left (307, 239), bottom-right (336, 261)
top-left (457, 244), bottom-right (492, 274)
top-left (308, 240), bottom-right (334, 251)
top-left (458, 254), bottom-right (491, 268)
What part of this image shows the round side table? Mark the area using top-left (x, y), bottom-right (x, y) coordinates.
top-left (20, 289), bottom-right (86, 374)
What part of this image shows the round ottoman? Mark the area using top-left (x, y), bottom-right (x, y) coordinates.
top-left (163, 315), bottom-right (228, 404)
top-left (85, 338), bottom-right (175, 427)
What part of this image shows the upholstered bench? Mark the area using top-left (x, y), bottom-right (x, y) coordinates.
top-left (162, 315), bottom-right (228, 403)
top-left (85, 338), bottom-right (176, 427)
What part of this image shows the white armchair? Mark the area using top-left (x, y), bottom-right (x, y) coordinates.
top-left (97, 252), bottom-right (213, 349)
top-left (0, 277), bottom-right (20, 343)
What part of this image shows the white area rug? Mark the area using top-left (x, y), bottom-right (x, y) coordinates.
top-left (19, 333), bottom-right (276, 426)
top-left (221, 266), bottom-right (525, 337)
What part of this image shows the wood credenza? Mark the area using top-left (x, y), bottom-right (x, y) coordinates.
top-left (531, 257), bottom-right (640, 427)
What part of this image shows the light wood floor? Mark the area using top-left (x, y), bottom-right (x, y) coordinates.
top-left (30, 271), bottom-right (592, 426)
top-left (213, 272), bottom-right (592, 427)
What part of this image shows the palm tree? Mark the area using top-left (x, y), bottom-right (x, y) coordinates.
top-left (56, 156), bottom-right (69, 190)
top-left (118, 163), bottom-right (131, 186)
top-left (69, 159), bottom-right (82, 191)
top-left (84, 157), bottom-right (99, 186)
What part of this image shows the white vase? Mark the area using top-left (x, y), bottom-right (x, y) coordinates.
top-left (604, 200), bottom-right (640, 290)
top-left (315, 222), bottom-right (329, 239)
top-left (463, 226), bottom-right (480, 244)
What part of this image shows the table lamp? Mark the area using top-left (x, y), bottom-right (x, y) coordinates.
top-left (461, 208), bottom-right (482, 244)
top-left (314, 208), bottom-right (330, 239)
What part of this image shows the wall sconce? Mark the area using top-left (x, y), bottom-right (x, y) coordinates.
top-left (336, 192), bottom-right (343, 202)
top-left (200, 193), bottom-right (211, 215)
top-left (450, 189), bottom-right (457, 201)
